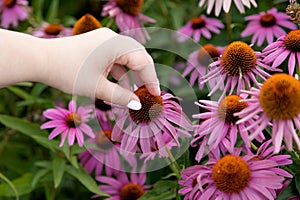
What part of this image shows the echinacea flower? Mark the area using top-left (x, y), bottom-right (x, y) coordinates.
top-left (72, 14), bottom-right (102, 35)
top-left (94, 99), bottom-right (115, 122)
top-left (191, 95), bottom-right (265, 162)
top-left (235, 73), bottom-right (300, 153)
top-left (241, 8), bottom-right (297, 47)
top-left (96, 168), bottom-right (151, 200)
top-left (112, 86), bottom-right (192, 154)
top-left (177, 15), bottom-right (224, 42)
top-left (199, 0), bottom-right (257, 16)
top-left (200, 41), bottom-right (279, 100)
top-left (183, 44), bottom-right (224, 89)
top-left (263, 30), bottom-right (300, 75)
top-left (102, 0), bottom-right (156, 44)
top-left (32, 23), bottom-right (72, 38)
top-left (0, 0), bottom-right (29, 28)
top-left (40, 100), bottom-right (94, 147)
top-left (179, 148), bottom-right (292, 200)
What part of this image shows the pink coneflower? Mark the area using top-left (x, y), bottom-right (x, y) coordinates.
top-left (263, 30), bottom-right (300, 75)
top-left (112, 86), bottom-right (192, 154)
top-left (101, 0), bottom-right (156, 44)
top-left (40, 100), bottom-right (94, 147)
top-left (32, 23), bottom-right (72, 38)
top-left (200, 41), bottom-right (280, 100)
top-left (0, 0), bottom-right (29, 28)
top-left (177, 15), bottom-right (224, 42)
top-left (235, 73), bottom-right (300, 153)
top-left (191, 95), bottom-right (265, 162)
top-left (179, 148), bottom-right (292, 200)
top-left (241, 8), bottom-right (297, 47)
top-left (96, 169), bottom-right (151, 200)
top-left (199, 0), bottom-right (257, 16)
top-left (94, 99), bottom-right (115, 122)
top-left (183, 44), bottom-right (224, 90)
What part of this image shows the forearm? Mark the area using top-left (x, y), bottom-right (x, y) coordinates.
top-left (0, 29), bottom-right (46, 87)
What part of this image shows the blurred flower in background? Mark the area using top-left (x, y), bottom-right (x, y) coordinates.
top-left (241, 8), bottom-right (297, 47)
top-left (177, 15), bottom-right (224, 42)
top-left (102, 0), bottom-right (156, 43)
top-left (0, 0), bottom-right (30, 28)
top-left (72, 13), bottom-right (102, 35)
top-left (32, 22), bottom-right (72, 38)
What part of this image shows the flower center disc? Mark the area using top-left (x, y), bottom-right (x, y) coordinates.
top-left (44, 24), bottom-right (63, 36)
top-left (96, 130), bottom-right (113, 149)
top-left (95, 99), bottom-right (112, 111)
top-left (129, 86), bottom-right (163, 124)
top-left (284, 30), bottom-right (300, 52)
top-left (72, 14), bottom-right (102, 35)
top-left (218, 95), bottom-right (248, 124)
top-left (65, 113), bottom-right (82, 128)
top-left (212, 155), bottom-right (251, 193)
top-left (115, 0), bottom-right (143, 16)
top-left (120, 183), bottom-right (144, 200)
top-left (191, 17), bottom-right (206, 29)
top-left (221, 41), bottom-right (256, 76)
top-left (3, 0), bottom-right (16, 8)
top-left (259, 73), bottom-right (300, 120)
top-left (197, 44), bottom-right (220, 66)
top-left (260, 13), bottom-right (276, 27)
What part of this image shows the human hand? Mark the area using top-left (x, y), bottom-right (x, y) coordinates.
top-left (36, 28), bottom-right (160, 110)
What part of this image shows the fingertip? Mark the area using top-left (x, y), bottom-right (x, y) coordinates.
top-left (145, 79), bottom-right (161, 96)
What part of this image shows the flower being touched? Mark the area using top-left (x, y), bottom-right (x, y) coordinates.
top-left (183, 44), bottom-right (224, 89)
top-left (32, 23), bottom-right (72, 38)
top-left (263, 30), bottom-right (300, 75)
top-left (201, 41), bottom-right (279, 100)
top-left (40, 100), bottom-right (94, 147)
top-left (0, 0), bottom-right (29, 28)
top-left (177, 15), bottom-right (224, 42)
top-left (179, 148), bottom-right (292, 200)
top-left (191, 95), bottom-right (265, 162)
top-left (198, 0), bottom-right (257, 16)
top-left (96, 168), bottom-right (151, 200)
top-left (102, 0), bottom-right (156, 44)
top-left (112, 86), bottom-right (192, 155)
top-left (235, 73), bottom-right (300, 153)
top-left (72, 14), bottom-right (102, 35)
top-left (241, 8), bottom-right (297, 47)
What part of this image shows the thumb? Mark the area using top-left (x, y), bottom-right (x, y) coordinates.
top-left (96, 79), bottom-right (141, 110)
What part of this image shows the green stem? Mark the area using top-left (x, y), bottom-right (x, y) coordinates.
top-left (165, 148), bottom-right (181, 179)
top-left (250, 142), bottom-right (258, 151)
top-left (225, 10), bottom-right (233, 42)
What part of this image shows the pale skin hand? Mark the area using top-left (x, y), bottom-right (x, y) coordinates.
top-left (0, 28), bottom-right (160, 110)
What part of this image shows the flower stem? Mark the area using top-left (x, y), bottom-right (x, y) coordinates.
top-left (165, 148), bottom-right (181, 179)
top-left (225, 10), bottom-right (233, 41)
top-left (251, 142), bottom-right (258, 151)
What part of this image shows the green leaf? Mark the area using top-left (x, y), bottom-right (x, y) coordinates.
top-left (138, 180), bottom-right (177, 200)
top-left (31, 169), bottom-right (50, 188)
top-left (53, 157), bottom-right (66, 188)
top-left (31, 83), bottom-right (48, 97)
top-left (6, 86), bottom-right (34, 100)
top-left (66, 165), bottom-right (108, 196)
top-left (277, 180), bottom-right (300, 200)
top-left (46, 0), bottom-right (59, 23)
top-left (32, 0), bottom-right (45, 22)
top-left (295, 172), bottom-right (300, 194)
top-left (0, 114), bottom-right (60, 151)
top-left (0, 173), bottom-right (34, 197)
top-left (0, 172), bottom-right (19, 199)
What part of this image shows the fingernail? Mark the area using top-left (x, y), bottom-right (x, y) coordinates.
top-left (127, 100), bottom-right (142, 110)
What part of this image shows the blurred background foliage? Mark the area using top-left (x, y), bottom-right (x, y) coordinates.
top-left (0, 0), bottom-right (299, 200)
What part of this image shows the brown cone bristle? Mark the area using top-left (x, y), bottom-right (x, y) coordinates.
top-left (72, 14), bottom-right (102, 35)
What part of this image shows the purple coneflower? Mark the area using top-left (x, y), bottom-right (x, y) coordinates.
top-left (102, 0), bottom-right (156, 44)
top-left (32, 23), bottom-right (72, 38)
top-left (235, 73), bottom-right (300, 153)
top-left (40, 100), bottom-right (94, 147)
top-left (241, 8), bottom-right (297, 47)
top-left (0, 0), bottom-right (29, 28)
top-left (112, 86), bottom-right (192, 154)
top-left (200, 41), bottom-right (279, 100)
top-left (177, 15), bottom-right (224, 42)
top-left (96, 169), bottom-right (151, 200)
top-left (179, 148), bottom-right (292, 200)
top-left (183, 44), bottom-right (224, 90)
top-left (198, 0), bottom-right (257, 16)
top-left (94, 99), bottom-right (115, 122)
top-left (263, 30), bottom-right (300, 75)
top-left (191, 95), bottom-right (265, 162)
